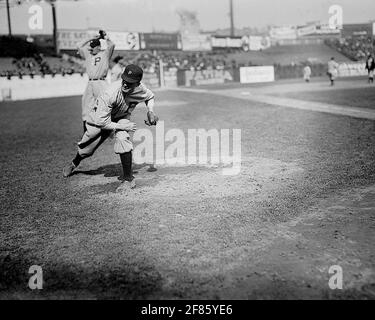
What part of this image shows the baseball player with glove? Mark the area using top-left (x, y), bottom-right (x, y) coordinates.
top-left (62, 64), bottom-right (158, 192)
top-left (327, 57), bottom-right (339, 86)
top-left (78, 30), bottom-right (115, 132)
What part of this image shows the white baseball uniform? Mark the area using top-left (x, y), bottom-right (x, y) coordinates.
top-left (79, 40), bottom-right (115, 122)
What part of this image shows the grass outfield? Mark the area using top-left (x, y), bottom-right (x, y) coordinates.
top-left (275, 86), bottom-right (375, 110)
top-left (0, 87), bottom-right (375, 299)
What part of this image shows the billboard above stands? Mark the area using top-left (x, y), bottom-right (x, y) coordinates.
top-left (140, 33), bottom-right (182, 50)
top-left (247, 36), bottom-right (271, 51)
top-left (342, 23), bottom-right (372, 37)
top-left (297, 24), bottom-right (317, 37)
top-left (181, 34), bottom-right (212, 51)
top-left (106, 31), bottom-right (140, 50)
top-left (270, 26), bottom-right (297, 40)
top-left (315, 24), bottom-right (341, 35)
top-left (211, 37), bottom-right (227, 48)
top-left (211, 36), bottom-right (249, 50)
top-left (57, 29), bottom-right (91, 50)
top-left (240, 66), bottom-right (275, 83)
top-left (58, 30), bottom-right (140, 51)
top-left (211, 36), bottom-right (243, 48)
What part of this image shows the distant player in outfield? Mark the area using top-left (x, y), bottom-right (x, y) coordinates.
top-left (62, 64), bottom-right (159, 192)
top-left (303, 64), bottom-right (311, 82)
top-left (365, 54), bottom-right (375, 84)
top-left (78, 30), bottom-right (115, 132)
top-left (327, 57), bottom-right (339, 86)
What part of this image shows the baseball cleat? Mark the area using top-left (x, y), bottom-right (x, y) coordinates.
top-left (147, 164), bottom-right (157, 172)
top-left (62, 162), bottom-right (77, 177)
top-left (117, 174), bottom-right (136, 181)
top-left (116, 179), bottom-right (136, 193)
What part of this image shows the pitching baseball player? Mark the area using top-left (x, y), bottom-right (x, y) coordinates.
top-left (78, 30), bottom-right (115, 132)
top-left (62, 64), bottom-right (158, 192)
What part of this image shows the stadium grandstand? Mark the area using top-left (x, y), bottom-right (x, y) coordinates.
top-left (0, 20), bottom-right (374, 82)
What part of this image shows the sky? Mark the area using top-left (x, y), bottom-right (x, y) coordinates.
top-left (0, 0), bottom-right (374, 35)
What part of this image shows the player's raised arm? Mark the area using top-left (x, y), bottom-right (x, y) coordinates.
top-left (77, 36), bottom-right (98, 57)
top-left (106, 38), bottom-right (115, 58)
top-left (104, 36), bottom-right (115, 59)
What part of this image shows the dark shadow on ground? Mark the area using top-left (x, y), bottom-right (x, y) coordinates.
top-left (73, 163), bottom-right (155, 178)
top-left (2, 251), bottom-right (374, 299)
top-left (0, 251), bottom-right (163, 299)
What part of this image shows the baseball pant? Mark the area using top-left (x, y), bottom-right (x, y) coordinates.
top-left (82, 80), bottom-right (108, 122)
top-left (368, 70), bottom-right (374, 82)
top-left (77, 120), bottom-right (133, 159)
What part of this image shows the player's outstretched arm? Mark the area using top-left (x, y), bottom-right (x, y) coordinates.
top-left (145, 97), bottom-right (155, 113)
top-left (144, 98), bottom-right (159, 126)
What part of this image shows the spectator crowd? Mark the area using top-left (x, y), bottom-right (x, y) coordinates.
top-left (0, 53), bottom-right (84, 79)
top-left (113, 49), bottom-right (245, 74)
top-left (2, 36), bottom-right (373, 80)
top-left (325, 36), bottom-right (375, 61)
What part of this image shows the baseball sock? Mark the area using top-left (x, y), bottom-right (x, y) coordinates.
top-left (72, 153), bottom-right (83, 167)
top-left (120, 152), bottom-right (133, 181)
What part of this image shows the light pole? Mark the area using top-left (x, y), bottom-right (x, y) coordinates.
top-left (229, 0), bottom-right (234, 37)
top-left (50, 0), bottom-right (58, 54)
top-left (6, 0), bottom-right (12, 36)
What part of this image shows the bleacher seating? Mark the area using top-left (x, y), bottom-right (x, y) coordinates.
top-left (325, 36), bottom-right (375, 61)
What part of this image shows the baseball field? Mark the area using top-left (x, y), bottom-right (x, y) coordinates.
top-left (0, 77), bottom-right (374, 299)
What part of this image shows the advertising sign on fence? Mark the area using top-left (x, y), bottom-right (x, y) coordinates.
top-left (247, 36), bottom-right (271, 51)
top-left (0, 74), bottom-right (87, 101)
top-left (338, 62), bottom-right (367, 77)
top-left (178, 69), bottom-right (234, 86)
top-left (240, 66), bottom-right (275, 83)
top-left (211, 36), bottom-right (243, 48)
top-left (181, 34), bottom-right (212, 51)
top-left (140, 33), bottom-right (181, 50)
top-left (163, 68), bottom-right (178, 87)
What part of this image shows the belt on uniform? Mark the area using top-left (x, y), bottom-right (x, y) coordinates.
top-left (85, 122), bottom-right (103, 129)
top-left (89, 77), bottom-right (106, 81)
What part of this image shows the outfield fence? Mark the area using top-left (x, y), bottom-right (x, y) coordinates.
top-left (0, 62), bottom-right (367, 101)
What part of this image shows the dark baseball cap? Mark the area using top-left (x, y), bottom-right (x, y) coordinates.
top-left (121, 64), bottom-right (143, 83)
top-left (89, 39), bottom-right (101, 48)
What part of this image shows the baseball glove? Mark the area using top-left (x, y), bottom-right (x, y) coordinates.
top-left (144, 111), bottom-right (159, 126)
top-left (99, 30), bottom-right (107, 39)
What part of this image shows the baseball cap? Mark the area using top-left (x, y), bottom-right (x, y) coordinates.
top-left (121, 64), bottom-right (143, 83)
top-left (89, 39), bottom-right (101, 48)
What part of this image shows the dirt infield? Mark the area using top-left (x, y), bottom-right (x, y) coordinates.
top-left (0, 80), bottom-right (374, 299)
